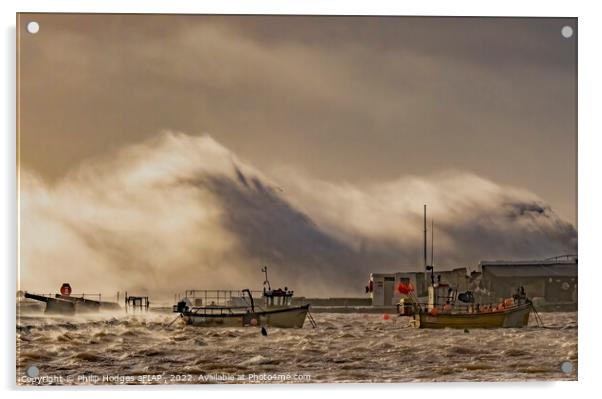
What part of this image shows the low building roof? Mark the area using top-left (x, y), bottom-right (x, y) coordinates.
top-left (482, 263), bottom-right (577, 277)
top-left (369, 272), bottom-right (396, 278)
top-left (480, 256), bottom-right (577, 267)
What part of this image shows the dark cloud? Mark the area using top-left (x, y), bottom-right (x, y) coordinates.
top-left (18, 14), bottom-right (576, 226)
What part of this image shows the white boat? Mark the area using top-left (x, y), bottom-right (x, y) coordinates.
top-left (173, 268), bottom-right (311, 328)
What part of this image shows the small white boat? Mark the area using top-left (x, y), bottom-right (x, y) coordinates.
top-left (173, 268), bottom-right (311, 328)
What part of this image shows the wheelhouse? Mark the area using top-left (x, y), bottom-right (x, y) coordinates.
top-left (264, 288), bottom-right (294, 307)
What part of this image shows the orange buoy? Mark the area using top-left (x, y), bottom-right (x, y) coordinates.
top-left (429, 307), bottom-right (439, 316)
top-left (382, 313), bottom-right (391, 321)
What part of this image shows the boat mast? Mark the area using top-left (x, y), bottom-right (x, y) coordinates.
top-left (423, 204), bottom-right (427, 273)
top-left (424, 204), bottom-right (435, 286)
top-left (261, 266), bottom-right (271, 292)
top-left (431, 218), bottom-right (434, 269)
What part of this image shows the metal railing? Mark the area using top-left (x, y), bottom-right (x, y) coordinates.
top-left (20, 292), bottom-right (102, 301)
top-left (410, 299), bottom-right (526, 315)
top-left (174, 289), bottom-right (263, 307)
top-left (544, 254), bottom-right (577, 262)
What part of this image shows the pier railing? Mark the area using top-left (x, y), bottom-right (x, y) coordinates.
top-left (20, 292), bottom-right (103, 301)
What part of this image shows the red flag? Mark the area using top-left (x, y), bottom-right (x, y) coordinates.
top-left (397, 282), bottom-right (414, 295)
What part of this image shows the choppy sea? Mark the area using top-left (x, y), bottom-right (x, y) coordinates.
top-left (16, 310), bottom-right (577, 385)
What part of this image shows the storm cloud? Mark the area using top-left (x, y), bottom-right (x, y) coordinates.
top-left (18, 14), bottom-right (577, 226)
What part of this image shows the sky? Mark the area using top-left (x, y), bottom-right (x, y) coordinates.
top-left (16, 14), bottom-right (577, 295)
top-left (18, 14), bottom-right (577, 225)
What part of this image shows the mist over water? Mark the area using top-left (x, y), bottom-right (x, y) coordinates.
top-left (19, 132), bottom-right (577, 297)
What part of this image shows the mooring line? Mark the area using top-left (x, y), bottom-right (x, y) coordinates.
top-left (307, 310), bottom-right (317, 328)
top-left (165, 314), bottom-right (182, 328)
top-left (529, 303), bottom-right (545, 328)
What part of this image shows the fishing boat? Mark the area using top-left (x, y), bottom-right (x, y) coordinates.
top-left (409, 284), bottom-right (532, 329)
top-left (399, 205), bottom-right (532, 329)
top-left (172, 267), bottom-right (311, 328)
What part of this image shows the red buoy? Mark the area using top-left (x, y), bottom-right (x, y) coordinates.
top-left (396, 282), bottom-right (414, 295)
top-left (382, 313), bottom-right (391, 320)
top-left (60, 283), bottom-right (72, 297)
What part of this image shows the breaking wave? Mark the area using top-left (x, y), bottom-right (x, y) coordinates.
top-left (19, 131), bottom-right (577, 296)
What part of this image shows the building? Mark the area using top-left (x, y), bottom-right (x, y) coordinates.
top-left (368, 268), bottom-right (470, 306)
top-left (366, 273), bottom-right (412, 306)
top-left (368, 255), bottom-right (577, 308)
top-left (479, 255), bottom-right (577, 305)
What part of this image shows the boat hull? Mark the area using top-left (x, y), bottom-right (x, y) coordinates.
top-left (182, 304), bottom-right (310, 328)
top-left (413, 303), bottom-right (531, 329)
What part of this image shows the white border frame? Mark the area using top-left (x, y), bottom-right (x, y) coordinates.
top-left (3, 1), bottom-right (600, 398)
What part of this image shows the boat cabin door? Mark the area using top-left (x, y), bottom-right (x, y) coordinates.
top-left (383, 276), bottom-right (395, 306)
top-left (427, 284), bottom-right (455, 311)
